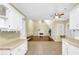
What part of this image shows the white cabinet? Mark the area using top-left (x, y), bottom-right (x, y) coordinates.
top-left (11, 43), bottom-right (27, 55)
top-left (68, 44), bottom-right (79, 55)
top-left (0, 4), bottom-right (24, 31)
top-left (62, 40), bottom-right (79, 55)
top-left (0, 4), bottom-right (8, 29)
top-left (0, 18), bottom-right (6, 28)
top-left (7, 8), bottom-right (17, 31)
top-left (6, 8), bottom-right (15, 30)
top-left (62, 40), bottom-right (68, 55)
top-left (70, 5), bottom-right (79, 29)
top-left (11, 42), bottom-right (27, 55)
top-left (6, 5), bottom-right (23, 31)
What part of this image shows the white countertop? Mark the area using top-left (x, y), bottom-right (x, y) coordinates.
top-left (63, 38), bottom-right (79, 48)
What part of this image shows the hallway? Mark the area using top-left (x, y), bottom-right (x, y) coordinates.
top-left (26, 41), bottom-right (62, 55)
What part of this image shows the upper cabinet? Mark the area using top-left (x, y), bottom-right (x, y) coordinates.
top-left (0, 4), bottom-right (8, 29)
top-left (70, 4), bottom-right (79, 29)
top-left (0, 4), bottom-right (24, 32)
top-left (0, 5), bottom-right (8, 19)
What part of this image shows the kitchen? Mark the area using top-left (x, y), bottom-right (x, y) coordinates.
top-left (0, 3), bottom-right (79, 55)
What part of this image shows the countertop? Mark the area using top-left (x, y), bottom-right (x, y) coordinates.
top-left (63, 38), bottom-right (79, 48)
top-left (0, 39), bottom-right (26, 50)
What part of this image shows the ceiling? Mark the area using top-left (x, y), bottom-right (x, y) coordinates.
top-left (12, 3), bottom-right (77, 20)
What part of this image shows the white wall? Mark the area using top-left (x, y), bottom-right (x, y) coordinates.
top-left (26, 19), bottom-right (49, 36)
top-left (33, 20), bottom-right (49, 36)
top-left (26, 19), bottom-right (34, 36)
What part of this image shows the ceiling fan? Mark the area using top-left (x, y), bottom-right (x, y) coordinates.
top-left (49, 12), bottom-right (64, 19)
top-left (55, 12), bottom-right (64, 18)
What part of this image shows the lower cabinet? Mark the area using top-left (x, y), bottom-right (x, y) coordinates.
top-left (62, 40), bottom-right (79, 55)
top-left (0, 42), bottom-right (27, 55)
top-left (11, 43), bottom-right (27, 55)
top-left (62, 41), bottom-right (68, 55)
top-left (68, 44), bottom-right (79, 55)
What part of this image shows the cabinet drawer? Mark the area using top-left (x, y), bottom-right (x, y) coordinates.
top-left (0, 50), bottom-right (10, 55)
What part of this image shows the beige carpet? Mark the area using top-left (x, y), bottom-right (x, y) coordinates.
top-left (26, 41), bottom-right (62, 55)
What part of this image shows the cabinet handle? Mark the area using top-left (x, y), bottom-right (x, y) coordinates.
top-left (9, 25), bottom-right (10, 27)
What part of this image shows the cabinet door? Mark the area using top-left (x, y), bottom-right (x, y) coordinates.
top-left (13, 11), bottom-right (22, 31)
top-left (11, 42), bottom-right (27, 55)
top-left (62, 41), bottom-right (68, 55)
top-left (6, 6), bottom-right (19, 31)
top-left (0, 4), bottom-right (8, 29)
top-left (68, 44), bottom-right (79, 55)
top-left (7, 7), bottom-right (23, 31)
top-left (70, 5), bottom-right (79, 29)
top-left (6, 8), bottom-right (15, 30)
top-left (0, 18), bottom-right (5, 28)
top-left (18, 42), bottom-right (27, 54)
top-left (11, 9), bottom-right (18, 30)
